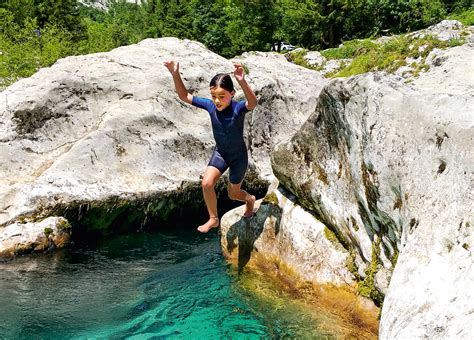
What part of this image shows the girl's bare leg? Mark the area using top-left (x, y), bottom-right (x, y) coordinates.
top-left (228, 182), bottom-right (256, 217)
top-left (198, 166), bottom-right (222, 233)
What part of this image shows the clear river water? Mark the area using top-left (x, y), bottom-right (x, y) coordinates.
top-left (0, 227), bottom-right (348, 339)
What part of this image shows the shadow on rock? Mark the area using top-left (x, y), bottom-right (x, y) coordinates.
top-left (225, 200), bottom-right (283, 273)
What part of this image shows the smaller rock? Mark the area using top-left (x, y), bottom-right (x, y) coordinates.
top-left (327, 59), bottom-right (352, 75)
top-left (410, 20), bottom-right (464, 42)
top-left (426, 48), bottom-right (447, 67)
top-left (374, 267), bottom-right (391, 295)
top-left (305, 51), bottom-right (326, 67)
top-left (0, 216), bottom-right (72, 257)
top-left (220, 186), bottom-right (355, 286)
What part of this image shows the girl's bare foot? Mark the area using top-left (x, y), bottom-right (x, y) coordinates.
top-left (244, 195), bottom-right (256, 217)
top-left (197, 216), bottom-right (219, 233)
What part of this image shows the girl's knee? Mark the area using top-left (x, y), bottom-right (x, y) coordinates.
top-left (202, 177), bottom-right (215, 191)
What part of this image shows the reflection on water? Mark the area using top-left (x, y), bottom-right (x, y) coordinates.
top-left (0, 228), bottom-right (362, 338)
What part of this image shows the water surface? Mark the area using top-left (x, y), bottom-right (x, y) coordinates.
top-left (0, 228), bottom-right (336, 338)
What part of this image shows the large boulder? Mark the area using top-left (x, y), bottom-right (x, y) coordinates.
top-left (0, 38), bottom-right (326, 246)
top-left (270, 42), bottom-right (473, 337)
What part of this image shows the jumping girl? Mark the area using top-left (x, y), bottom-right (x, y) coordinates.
top-left (164, 60), bottom-right (258, 233)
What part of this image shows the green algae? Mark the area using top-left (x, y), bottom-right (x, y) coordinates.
top-left (261, 191), bottom-right (279, 206)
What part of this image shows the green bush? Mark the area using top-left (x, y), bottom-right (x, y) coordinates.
top-left (0, 14), bottom-right (76, 88)
top-left (321, 39), bottom-right (378, 60)
top-left (447, 7), bottom-right (474, 25)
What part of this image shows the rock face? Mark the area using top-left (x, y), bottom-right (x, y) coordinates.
top-left (270, 42), bottom-right (473, 337)
top-left (0, 38), bottom-right (326, 246)
top-left (231, 52), bottom-right (326, 178)
top-left (0, 217), bottom-right (71, 257)
top-left (220, 182), bottom-right (354, 286)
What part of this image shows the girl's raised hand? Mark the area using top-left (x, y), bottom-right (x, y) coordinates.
top-left (233, 63), bottom-right (245, 81)
top-left (164, 60), bottom-right (179, 74)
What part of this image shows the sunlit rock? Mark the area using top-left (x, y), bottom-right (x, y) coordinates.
top-left (220, 182), bottom-right (355, 286)
top-left (0, 216), bottom-right (71, 256)
top-left (0, 38), bottom-right (326, 239)
top-left (271, 43), bottom-right (473, 338)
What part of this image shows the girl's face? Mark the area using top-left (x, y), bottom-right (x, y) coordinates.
top-left (210, 86), bottom-right (233, 111)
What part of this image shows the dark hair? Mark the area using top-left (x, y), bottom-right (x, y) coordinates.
top-left (209, 73), bottom-right (234, 93)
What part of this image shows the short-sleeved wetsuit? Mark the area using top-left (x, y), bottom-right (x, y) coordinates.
top-left (192, 96), bottom-right (249, 184)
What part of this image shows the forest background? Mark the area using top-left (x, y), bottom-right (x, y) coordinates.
top-left (0, 0), bottom-right (473, 88)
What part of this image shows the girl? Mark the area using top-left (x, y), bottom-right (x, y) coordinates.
top-left (164, 60), bottom-right (258, 233)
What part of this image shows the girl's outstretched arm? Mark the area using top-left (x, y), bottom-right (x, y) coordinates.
top-left (233, 63), bottom-right (257, 110)
top-left (164, 60), bottom-right (193, 104)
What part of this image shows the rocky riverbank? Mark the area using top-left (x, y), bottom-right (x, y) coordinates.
top-left (1, 20), bottom-right (473, 338)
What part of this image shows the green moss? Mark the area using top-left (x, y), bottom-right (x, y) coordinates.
top-left (288, 49), bottom-right (314, 69)
top-left (321, 39), bottom-right (377, 60)
top-left (18, 216), bottom-right (27, 223)
top-left (345, 251), bottom-right (360, 280)
top-left (391, 248), bottom-right (399, 267)
top-left (261, 191), bottom-right (279, 206)
top-left (323, 227), bottom-right (344, 251)
top-left (448, 38), bottom-right (465, 47)
top-left (316, 34), bottom-right (465, 78)
top-left (44, 227), bottom-right (53, 237)
top-left (57, 219), bottom-right (72, 231)
top-left (357, 241), bottom-right (384, 305)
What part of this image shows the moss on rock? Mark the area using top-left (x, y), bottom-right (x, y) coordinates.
top-left (358, 241), bottom-right (384, 305)
top-left (261, 191), bottom-right (279, 206)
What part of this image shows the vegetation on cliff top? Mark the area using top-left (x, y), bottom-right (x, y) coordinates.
top-left (1, 0), bottom-right (472, 88)
top-left (308, 33), bottom-right (464, 78)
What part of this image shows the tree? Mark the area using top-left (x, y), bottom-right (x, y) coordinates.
top-left (37, 0), bottom-right (86, 41)
top-left (0, 0), bottom-right (37, 26)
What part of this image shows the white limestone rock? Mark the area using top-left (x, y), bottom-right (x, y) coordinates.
top-left (0, 217), bottom-right (71, 256)
top-left (305, 51), bottom-right (326, 67)
top-left (232, 51), bottom-right (327, 179)
top-left (0, 38), bottom-right (327, 232)
top-left (220, 184), bottom-right (355, 286)
top-left (271, 43), bottom-right (474, 337)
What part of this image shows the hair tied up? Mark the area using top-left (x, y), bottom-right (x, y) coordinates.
top-left (210, 73), bottom-right (234, 93)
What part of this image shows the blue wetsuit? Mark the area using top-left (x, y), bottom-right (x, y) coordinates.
top-left (192, 96), bottom-right (249, 184)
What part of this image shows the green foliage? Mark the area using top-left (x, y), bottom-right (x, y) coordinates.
top-left (0, 0), bottom-right (472, 88)
top-left (447, 7), bottom-right (474, 25)
top-left (322, 39), bottom-right (378, 60)
top-left (261, 191), bottom-right (279, 205)
top-left (37, 0), bottom-right (86, 41)
top-left (345, 250), bottom-right (360, 280)
top-left (0, 10), bottom-right (76, 88)
top-left (44, 227), bottom-right (53, 237)
top-left (320, 34), bottom-right (464, 78)
top-left (323, 226), bottom-right (345, 251)
top-left (287, 49), bottom-right (312, 69)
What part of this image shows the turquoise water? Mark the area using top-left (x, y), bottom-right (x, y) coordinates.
top-left (0, 228), bottom-right (334, 339)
